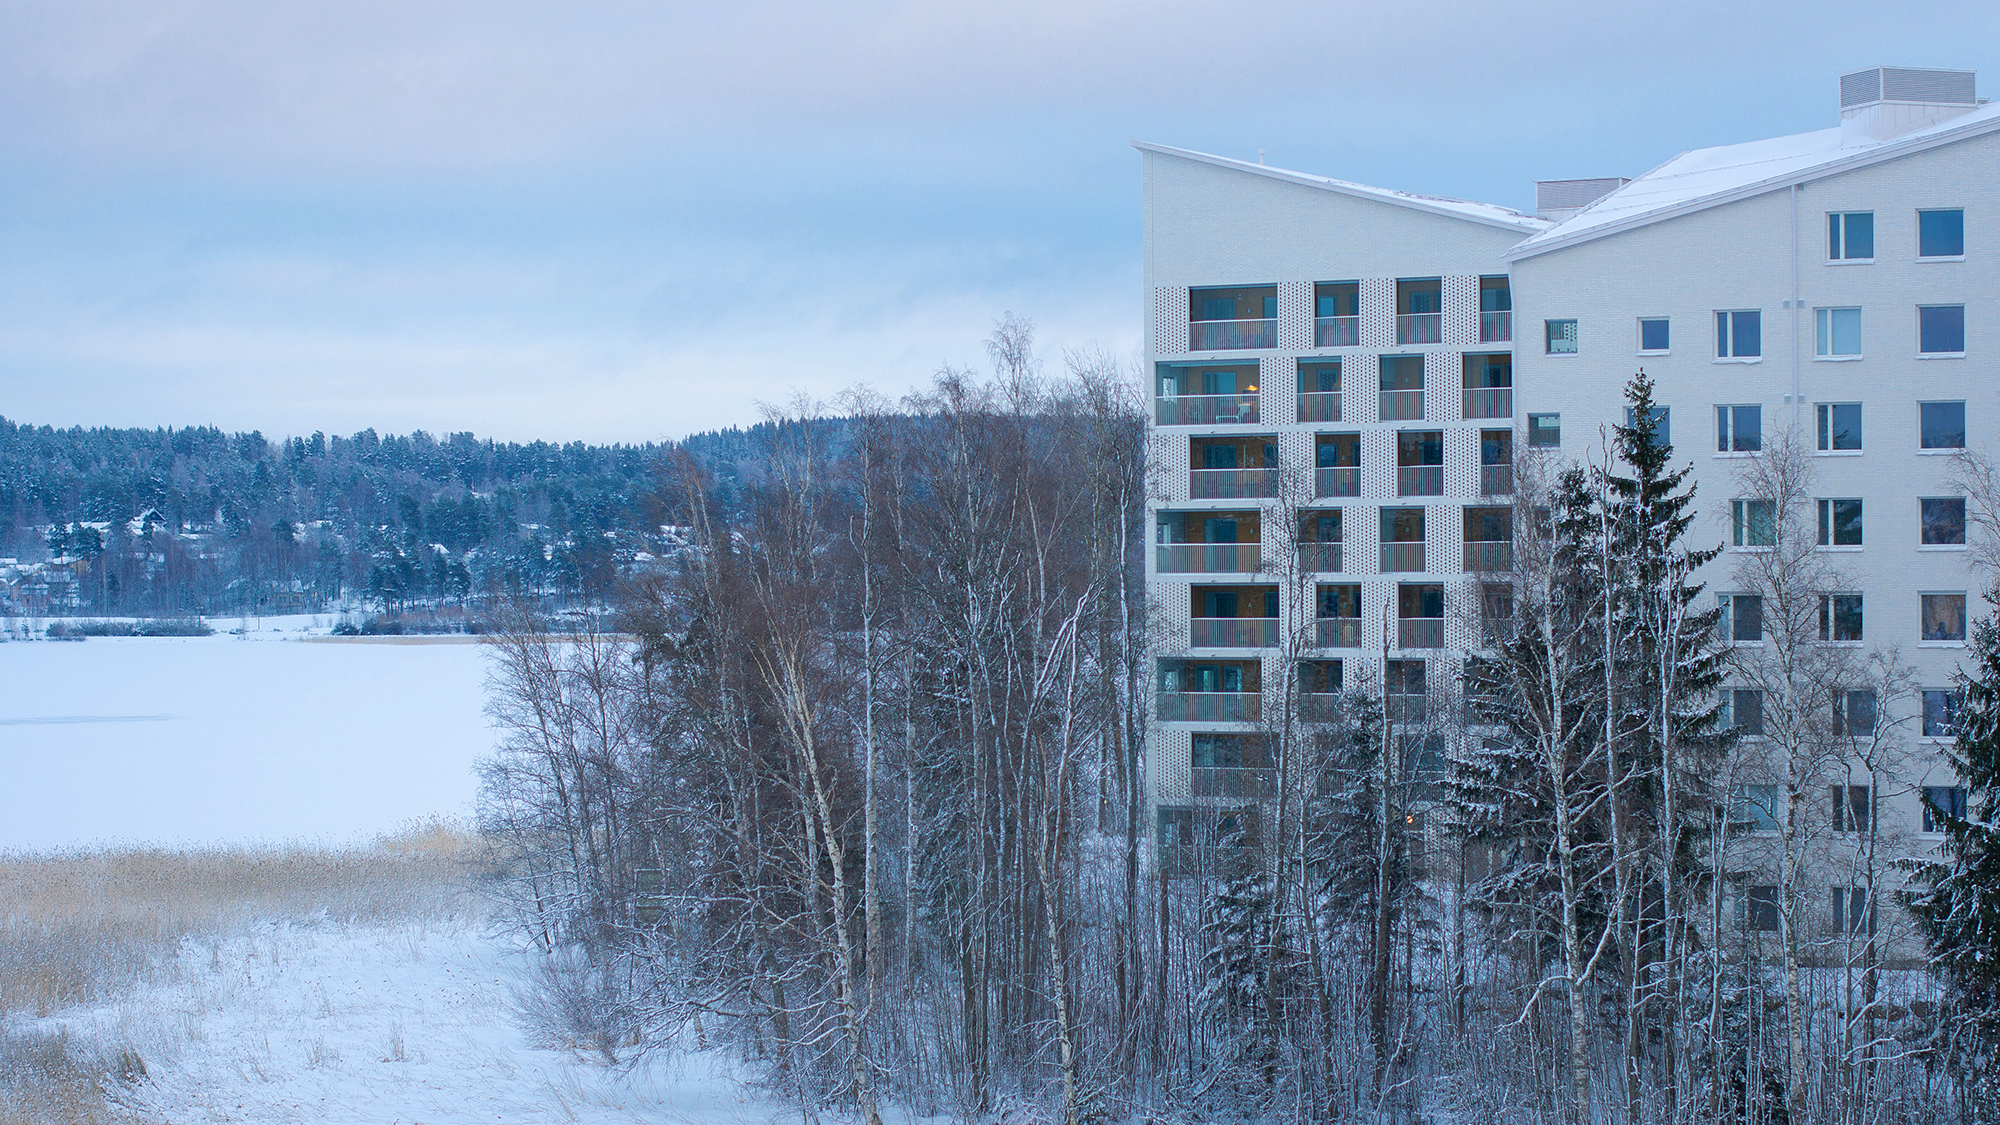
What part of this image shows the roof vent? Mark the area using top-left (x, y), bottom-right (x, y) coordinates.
top-left (1535, 178), bottom-right (1630, 223)
top-left (1840, 67), bottom-right (1979, 145)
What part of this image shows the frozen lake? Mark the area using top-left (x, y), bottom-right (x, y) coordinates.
top-left (0, 637), bottom-right (494, 849)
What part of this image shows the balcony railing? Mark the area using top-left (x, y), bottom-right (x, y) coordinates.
top-left (1296, 543), bottom-right (1342, 573)
top-left (1157, 544), bottom-right (1261, 573)
top-left (1297, 392), bottom-right (1342, 423)
top-left (1158, 692), bottom-right (1260, 722)
top-left (1464, 542), bottom-right (1513, 572)
top-left (1380, 390), bottom-right (1425, 421)
top-left (1381, 543), bottom-right (1426, 573)
top-left (1398, 619), bottom-right (1445, 649)
top-left (1397, 466), bottom-right (1443, 496)
top-left (1190, 618), bottom-right (1280, 648)
top-left (1385, 694), bottom-right (1427, 724)
top-left (1190, 318), bottom-right (1277, 351)
top-left (1396, 312), bottom-right (1442, 345)
top-left (1315, 467), bottom-right (1360, 498)
top-left (1190, 468), bottom-right (1279, 499)
top-left (1462, 388), bottom-right (1513, 420)
top-left (1314, 316), bottom-right (1360, 347)
top-left (1315, 618), bottom-right (1362, 648)
top-left (1479, 310), bottom-right (1513, 342)
top-left (1157, 393), bottom-right (1260, 426)
top-left (1193, 767), bottom-right (1277, 798)
top-left (1481, 464), bottom-right (1514, 496)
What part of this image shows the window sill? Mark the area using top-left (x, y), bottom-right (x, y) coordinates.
top-left (1730, 640), bottom-right (1765, 648)
top-left (1917, 255), bottom-right (1967, 263)
top-left (1544, 351), bottom-right (1579, 358)
top-left (1714, 357), bottom-right (1763, 364)
top-left (1918, 447), bottom-right (1967, 455)
top-left (1714, 451), bottom-right (1762, 459)
top-left (1638, 349), bottom-right (1670, 357)
top-left (1917, 352), bottom-right (1966, 360)
top-left (1826, 258), bottom-right (1875, 266)
top-left (1814, 354), bottom-right (1863, 362)
top-left (1918, 641), bottom-right (1968, 649)
top-left (1820, 640), bottom-right (1865, 647)
top-left (1730, 546), bottom-right (1774, 553)
top-left (1818, 545), bottom-right (1865, 552)
top-left (1918, 544), bottom-right (1968, 552)
top-left (1815, 450), bottom-right (1863, 456)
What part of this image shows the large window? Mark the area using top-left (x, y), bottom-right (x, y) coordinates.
top-left (1816, 307), bottom-right (1862, 357)
top-left (1820, 594), bottom-right (1864, 641)
top-left (1746, 885), bottom-right (1780, 932)
top-left (1833, 691), bottom-right (1877, 738)
top-left (1830, 783), bottom-right (1873, 831)
top-left (1545, 319), bottom-right (1578, 355)
top-left (1828, 211), bottom-right (1874, 260)
top-left (1923, 593), bottom-right (1968, 642)
top-left (1732, 782), bottom-right (1778, 830)
top-left (1923, 498), bottom-right (1967, 546)
top-left (1919, 305), bottom-right (1966, 355)
top-left (1721, 593), bottom-right (1765, 643)
top-left (1189, 285), bottom-right (1277, 350)
top-left (1817, 498), bottom-right (1863, 547)
top-left (1716, 310), bottom-right (1762, 359)
top-left (1816, 403), bottom-right (1862, 452)
top-left (1717, 404), bottom-right (1762, 453)
top-left (1831, 886), bottom-right (1872, 936)
top-left (1919, 208), bottom-right (1965, 258)
top-left (1639, 317), bottom-right (1670, 353)
top-left (1923, 690), bottom-right (1962, 738)
top-left (1923, 786), bottom-right (1968, 833)
top-left (1732, 500), bottom-right (1775, 548)
top-left (1528, 413), bottom-right (1561, 448)
top-left (1921, 401), bottom-right (1966, 449)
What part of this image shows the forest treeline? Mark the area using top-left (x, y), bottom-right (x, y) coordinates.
top-left (475, 322), bottom-right (2000, 1123)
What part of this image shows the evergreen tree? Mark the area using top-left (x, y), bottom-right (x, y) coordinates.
top-left (1197, 830), bottom-right (1279, 1103)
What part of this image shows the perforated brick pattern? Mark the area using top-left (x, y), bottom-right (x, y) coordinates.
top-left (1153, 287), bottom-right (1188, 356)
top-left (1158, 580), bottom-right (1191, 651)
top-left (1348, 507), bottom-right (1379, 575)
top-left (1348, 358), bottom-right (1379, 422)
top-left (1152, 728), bottom-right (1191, 807)
top-left (1426, 351), bottom-right (1461, 423)
top-left (1261, 355), bottom-right (1294, 426)
top-left (1362, 430), bottom-right (1395, 500)
top-left (1278, 281), bottom-right (1313, 351)
top-left (1361, 279), bottom-right (1396, 349)
top-left (1445, 425), bottom-right (1479, 498)
top-left (1443, 275), bottom-right (1478, 346)
top-left (1152, 431), bottom-right (1188, 502)
top-left (1435, 504), bottom-right (1463, 574)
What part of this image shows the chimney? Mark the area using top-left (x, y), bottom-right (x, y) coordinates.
top-left (1535, 178), bottom-right (1630, 223)
top-left (1840, 66), bottom-right (1980, 145)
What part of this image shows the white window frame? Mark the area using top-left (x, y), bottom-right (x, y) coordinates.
top-left (1815, 402), bottom-right (1863, 455)
top-left (1816, 497), bottom-right (1864, 550)
top-left (1814, 306), bottom-right (1862, 359)
top-left (1716, 404), bottom-right (1763, 456)
top-left (1827, 211), bottom-right (1875, 264)
top-left (1917, 304), bottom-right (1966, 359)
top-left (1637, 316), bottom-right (1670, 355)
top-left (1715, 309), bottom-right (1763, 362)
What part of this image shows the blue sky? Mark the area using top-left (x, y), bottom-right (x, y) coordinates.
top-left (4, 1), bottom-right (1999, 443)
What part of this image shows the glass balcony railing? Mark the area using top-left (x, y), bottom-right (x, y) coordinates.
top-left (1190, 618), bottom-right (1280, 648)
top-left (1192, 767), bottom-right (1277, 798)
top-left (1315, 618), bottom-right (1362, 648)
top-left (1464, 542), bottom-right (1513, 572)
top-left (1398, 466), bottom-right (1444, 496)
top-left (1315, 467), bottom-right (1360, 497)
top-left (1314, 316), bottom-right (1360, 347)
top-left (1398, 619), bottom-right (1445, 649)
top-left (1381, 543), bottom-right (1426, 573)
top-left (1156, 393), bottom-right (1260, 426)
top-left (1396, 312), bottom-right (1442, 345)
top-left (1380, 390), bottom-right (1425, 421)
top-left (1296, 543), bottom-right (1342, 573)
top-left (1479, 310), bottom-right (1513, 343)
top-left (1462, 388), bottom-right (1513, 420)
top-left (1156, 544), bottom-right (1260, 573)
top-left (1190, 468), bottom-right (1279, 499)
top-left (1190, 318), bottom-right (1277, 351)
top-left (1481, 464), bottom-right (1514, 496)
top-left (1297, 392), bottom-right (1342, 423)
top-left (1158, 692), bottom-right (1260, 722)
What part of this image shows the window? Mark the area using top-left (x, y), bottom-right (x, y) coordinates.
top-left (1815, 307), bottom-right (1862, 357)
top-left (1732, 500), bottom-right (1775, 548)
top-left (1385, 659), bottom-right (1426, 723)
top-left (1918, 208), bottom-right (1965, 258)
top-left (1545, 319), bottom-right (1578, 355)
top-left (1733, 783), bottom-right (1778, 831)
top-left (1817, 499), bottom-right (1863, 547)
top-left (1300, 659), bottom-right (1343, 694)
top-left (1721, 593), bottom-right (1764, 643)
top-left (1923, 786), bottom-right (1969, 832)
top-left (1923, 690), bottom-right (1962, 738)
top-left (1528, 413), bottom-right (1561, 448)
top-left (1831, 783), bottom-right (1873, 831)
top-left (1919, 305), bottom-right (1966, 355)
top-left (1716, 310), bottom-right (1762, 359)
top-left (1717, 405), bottom-right (1762, 453)
top-left (1746, 885), bottom-right (1780, 932)
top-left (1819, 594), bottom-right (1864, 642)
top-left (1727, 689), bottom-right (1765, 737)
top-left (1828, 211), bottom-right (1874, 260)
top-left (1298, 361), bottom-right (1341, 394)
top-left (1639, 317), bottom-right (1670, 353)
top-left (1317, 583), bottom-right (1362, 619)
top-left (1922, 593), bottom-right (1967, 642)
top-left (1921, 401), bottom-right (1966, 449)
top-left (1625, 405), bottom-right (1670, 447)
top-left (1833, 691), bottom-right (1877, 738)
top-left (1831, 886), bottom-right (1872, 936)
top-left (1314, 281), bottom-right (1360, 318)
top-left (1923, 498), bottom-right (1967, 546)
top-left (1816, 403), bottom-right (1862, 452)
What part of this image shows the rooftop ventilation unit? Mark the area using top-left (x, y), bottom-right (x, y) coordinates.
top-left (1535, 178), bottom-right (1630, 223)
top-left (1840, 66), bottom-right (1980, 145)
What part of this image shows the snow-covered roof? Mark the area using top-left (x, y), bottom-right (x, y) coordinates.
top-left (1510, 100), bottom-right (2000, 261)
top-left (1135, 142), bottom-right (1550, 234)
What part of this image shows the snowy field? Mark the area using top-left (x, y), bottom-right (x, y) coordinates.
top-left (0, 627), bottom-right (493, 849)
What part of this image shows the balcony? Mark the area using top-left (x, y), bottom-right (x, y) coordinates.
top-left (1396, 312), bottom-right (1442, 345)
top-left (1315, 618), bottom-right (1362, 648)
top-left (1190, 318), bottom-right (1276, 351)
top-left (1385, 693), bottom-right (1427, 724)
top-left (1397, 466), bottom-right (1443, 497)
top-left (1463, 389), bottom-right (1513, 420)
top-left (1296, 543), bottom-right (1342, 573)
top-left (1158, 692), bottom-right (1260, 722)
top-left (1315, 467), bottom-right (1360, 498)
top-left (1479, 310), bottom-right (1513, 343)
top-left (1190, 618), bottom-right (1280, 648)
top-left (1157, 544), bottom-right (1261, 573)
top-left (1314, 316), bottom-right (1360, 347)
top-left (1398, 619), bottom-right (1444, 649)
top-left (1157, 393), bottom-right (1260, 426)
top-left (1465, 542), bottom-right (1513, 572)
top-left (1382, 543), bottom-right (1426, 573)
top-left (1297, 392), bottom-right (1342, 423)
top-left (1190, 469), bottom-right (1278, 499)
top-left (1380, 390), bottom-right (1425, 421)
top-left (1192, 767), bottom-right (1278, 798)
top-left (1481, 464), bottom-right (1514, 496)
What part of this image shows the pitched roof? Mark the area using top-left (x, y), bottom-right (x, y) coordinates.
top-left (1509, 100), bottom-right (2000, 261)
top-left (1134, 142), bottom-right (1549, 234)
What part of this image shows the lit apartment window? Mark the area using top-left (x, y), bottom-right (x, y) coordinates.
top-left (1638, 317), bottom-right (1670, 353)
top-left (1828, 211), bottom-right (1874, 260)
top-left (1919, 305), bottom-right (1965, 355)
top-left (1527, 413), bottom-right (1561, 447)
top-left (1830, 782), bottom-right (1873, 830)
top-left (1545, 319), bottom-right (1578, 355)
top-left (1923, 690), bottom-right (1962, 738)
top-left (1817, 498), bottom-right (1863, 547)
top-left (1819, 594), bottom-right (1864, 641)
top-left (1815, 307), bottom-right (1861, 357)
top-left (1921, 401), bottom-right (1966, 449)
top-left (1922, 498), bottom-right (1967, 546)
top-left (1816, 403), bottom-right (1861, 452)
top-left (1923, 593), bottom-right (1967, 642)
top-left (1732, 500), bottom-right (1774, 548)
top-left (1918, 208), bottom-right (1965, 258)
top-left (1717, 404), bottom-right (1762, 453)
top-left (1923, 786), bottom-right (1968, 832)
top-left (1715, 310), bottom-right (1761, 359)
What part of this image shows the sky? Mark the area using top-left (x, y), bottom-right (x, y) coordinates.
top-left (4, 2), bottom-right (2000, 445)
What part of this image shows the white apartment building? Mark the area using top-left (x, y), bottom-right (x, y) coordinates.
top-left (1142, 67), bottom-right (1995, 904)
